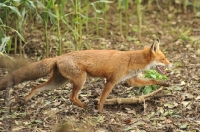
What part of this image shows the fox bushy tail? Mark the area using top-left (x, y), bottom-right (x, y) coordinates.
top-left (0, 58), bottom-right (57, 90)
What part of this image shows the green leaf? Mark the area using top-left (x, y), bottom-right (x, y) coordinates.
top-left (150, 74), bottom-right (156, 79)
top-left (99, 0), bottom-right (113, 3)
top-left (91, 3), bottom-right (102, 13)
top-left (47, 11), bottom-right (56, 23)
top-left (0, 3), bottom-right (21, 17)
top-left (14, 30), bottom-right (24, 41)
top-left (151, 85), bottom-right (157, 90)
top-left (46, 0), bottom-right (55, 9)
top-left (195, 12), bottom-right (200, 17)
top-left (144, 70), bottom-right (168, 80)
top-left (180, 124), bottom-right (188, 129)
top-left (34, 120), bottom-right (43, 124)
top-left (142, 70), bottom-right (168, 94)
top-left (0, 36), bottom-right (10, 52)
top-left (6, 37), bottom-right (13, 52)
top-left (143, 86), bottom-right (152, 95)
top-left (27, 1), bottom-right (36, 10)
top-left (36, 0), bottom-right (46, 9)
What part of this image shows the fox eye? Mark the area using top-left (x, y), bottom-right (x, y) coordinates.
top-left (162, 58), bottom-right (165, 60)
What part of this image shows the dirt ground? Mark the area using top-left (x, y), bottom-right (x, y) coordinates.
top-left (0, 6), bottom-right (200, 132)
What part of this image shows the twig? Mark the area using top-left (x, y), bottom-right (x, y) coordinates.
top-left (95, 87), bottom-right (165, 105)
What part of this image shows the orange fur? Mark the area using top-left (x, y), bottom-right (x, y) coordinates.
top-left (0, 40), bottom-right (172, 112)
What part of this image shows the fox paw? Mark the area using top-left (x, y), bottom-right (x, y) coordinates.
top-left (160, 82), bottom-right (170, 87)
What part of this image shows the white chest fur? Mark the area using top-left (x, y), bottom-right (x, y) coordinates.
top-left (118, 69), bottom-right (142, 83)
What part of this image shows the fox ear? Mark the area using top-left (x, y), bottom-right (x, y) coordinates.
top-left (151, 39), bottom-right (160, 53)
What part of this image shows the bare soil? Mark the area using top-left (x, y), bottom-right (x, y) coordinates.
top-left (0, 7), bottom-right (200, 132)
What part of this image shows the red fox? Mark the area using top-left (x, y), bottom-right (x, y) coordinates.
top-left (0, 39), bottom-right (172, 112)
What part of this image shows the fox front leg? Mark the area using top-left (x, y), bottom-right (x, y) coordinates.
top-left (127, 77), bottom-right (169, 87)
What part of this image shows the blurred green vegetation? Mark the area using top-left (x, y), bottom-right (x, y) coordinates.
top-left (142, 70), bottom-right (168, 95)
top-left (0, 0), bottom-right (199, 57)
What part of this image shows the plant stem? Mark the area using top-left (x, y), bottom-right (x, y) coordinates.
top-left (75, 0), bottom-right (79, 50)
top-left (55, 4), bottom-right (62, 55)
top-left (125, 0), bottom-right (128, 38)
top-left (96, 10), bottom-right (99, 36)
top-left (103, 3), bottom-right (107, 37)
top-left (44, 22), bottom-right (49, 57)
top-left (193, 0), bottom-right (197, 13)
top-left (103, 12), bottom-right (107, 37)
top-left (118, 0), bottom-right (123, 35)
top-left (148, 0), bottom-right (153, 10)
top-left (19, 38), bottom-right (22, 58)
top-left (14, 36), bottom-right (17, 55)
top-left (85, 0), bottom-right (89, 33)
top-left (137, 0), bottom-right (142, 41)
top-left (183, 0), bottom-right (187, 13)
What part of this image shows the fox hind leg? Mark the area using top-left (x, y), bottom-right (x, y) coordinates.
top-left (69, 72), bottom-right (86, 108)
top-left (56, 60), bottom-right (86, 108)
top-left (25, 68), bottom-right (67, 101)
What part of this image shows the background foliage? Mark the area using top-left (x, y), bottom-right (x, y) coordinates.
top-left (0, 0), bottom-right (199, 57)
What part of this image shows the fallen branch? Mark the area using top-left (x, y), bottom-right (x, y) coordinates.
top-left (96, 87), bottom-right (165, 105)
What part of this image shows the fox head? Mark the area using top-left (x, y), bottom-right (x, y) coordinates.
top-left (146, 39), bottom-right (172, 74)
